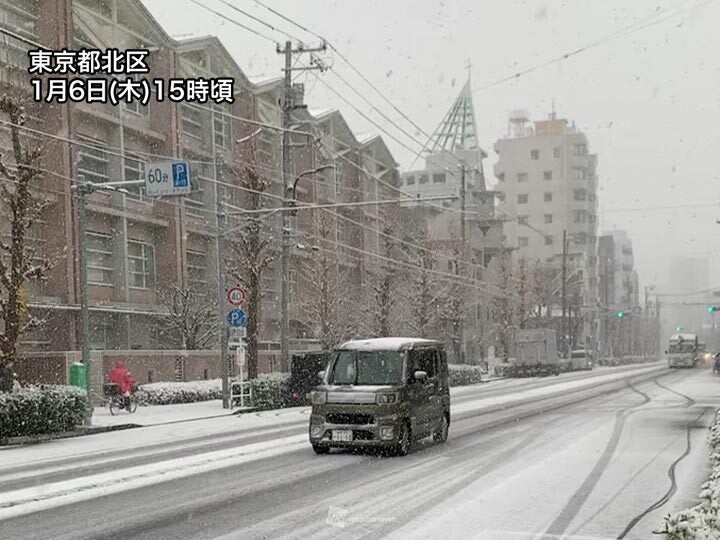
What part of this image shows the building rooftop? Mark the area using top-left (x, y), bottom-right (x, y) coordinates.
top-left (429, 79), bottom-right (479, 153)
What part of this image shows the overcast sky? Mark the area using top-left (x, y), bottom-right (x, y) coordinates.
top-left (144, 0), bottom-right (720, 294)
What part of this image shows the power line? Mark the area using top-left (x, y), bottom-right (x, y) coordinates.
top-left (188, 0), bottom-right (276, 43)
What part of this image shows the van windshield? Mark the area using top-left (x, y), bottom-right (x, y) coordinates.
top-left (328, 350), bottom-right (403, 385)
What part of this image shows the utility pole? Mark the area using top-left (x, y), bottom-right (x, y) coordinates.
top-left (561, 230), bottom-right (568, 357)
top-left (278, 40), bottom-right (327, 373)
top-left (457, 163), bottom-right (467, 363)
top-left (215, 157), bottom-right (230, 409)
top-left (76, 179), bottom-right (92, 423)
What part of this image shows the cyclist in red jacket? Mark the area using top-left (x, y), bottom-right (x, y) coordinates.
top-left (108, 361), bottom-right (134, 410)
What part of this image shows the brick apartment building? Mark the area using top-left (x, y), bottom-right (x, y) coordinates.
top-left (0, 0), bottom-right (400, 378)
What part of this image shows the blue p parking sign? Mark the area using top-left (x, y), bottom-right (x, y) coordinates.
top-left (227, 308), bottom-right (247, 328)
top-left (172, 161), bottom-right (189, 188)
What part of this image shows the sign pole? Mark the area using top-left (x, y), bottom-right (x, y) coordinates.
top-left (215, 157), bottom-right (230, 409)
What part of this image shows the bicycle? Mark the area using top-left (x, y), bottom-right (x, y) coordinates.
top-left (104, 383), bottom-right (138, 415)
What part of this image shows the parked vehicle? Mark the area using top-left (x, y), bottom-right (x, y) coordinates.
top-left (289, 351), bottom-right (332, 406)
top-left (309, 337), bottom-right (450, 456)
top-left (505, 329), bottom-right (560, 377)
top-left (570, 349), bottom-right (593, 371)
top-left (667, 333), bottom-right (699, 368)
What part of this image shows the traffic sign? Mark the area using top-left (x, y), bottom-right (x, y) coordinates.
top-left (227, 285), bottom-right (248, 307)
top-left (226, 308), bottom-right (247, 328)
top-left (145, 160), bottom-right (191, 197)
top-left (631, 306), bottom-right (642, 316)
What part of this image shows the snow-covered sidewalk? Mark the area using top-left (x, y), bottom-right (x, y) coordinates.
top-left (91, 399), bottom-right (239, 427)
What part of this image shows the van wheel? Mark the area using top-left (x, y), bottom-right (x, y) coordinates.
top-left (433, 414), bottom-right (449, 444)
top-left (312, 444), bottom-right (330, 455)
top-left (392, 421), bottom-right (411, 457)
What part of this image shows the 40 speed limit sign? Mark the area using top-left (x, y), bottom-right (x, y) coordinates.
top-left (227, 285), bottom-right (249, 307)
top-left (145, 160), bottom-right (191, 197)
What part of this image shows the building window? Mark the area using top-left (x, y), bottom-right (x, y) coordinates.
top-left (405, 175), bottom-right (415, 186)
top-left (86, 232), bottom-right (113, 285)
top-left (589, 214), bottom-right (596, 223)
top-left (432, 173), bottom-right (446, 184)
top-left (123, 74), bottom-right (149, 116)
top-left (496, 172), bottom-right (505, 182)
top-left (574, 168), bottom-right (586, 180)
top-left (128, 240), bottom-right (155, 289)
top-left (543, 170), bottom-right (552, 181)
top-left (181, 103), bottom-right (205, 140)
top-left (517, 172), bottom-right (528, 183)
top-left (544, 214), bottom-right (553, 224)
top-left (518, 237), bottom-right (529, 247)
top-left (124, 154), bottom-right (146, 200)
top-left (213, 105), bottom-right (231, 149)
top-left (530, 149), bottom-right (539, 160)
top-left (187, 249), bottom-right (207, 287)
top-left (544, 192), bottom-right (552, 202)
top-left (553, 147), bottom-right (561, 158)
top-left (517, 193), bottom-right (528, 204)
top-left (518, 215), bottom-right (528, 225)
top-left (573, 143), bottom-right (588, 156)
top-left (77, 138), bottom-right (109, 184)
top-left (575, 210), bottom-right (587, 223)
top-left (419, 174), bottom-right (429, 185)
top-left (545, 236), bottom-right (553, 245)
top-left (89, 313), bottom-right (113, 350)
top-left (574, 189), bottom-right (586, 201)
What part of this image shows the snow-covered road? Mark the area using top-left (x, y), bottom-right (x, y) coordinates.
top-left (0, 363), bottom-right (717, 539)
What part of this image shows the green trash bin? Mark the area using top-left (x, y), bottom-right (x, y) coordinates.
top-left (69, 362), bottom-right (87, 389)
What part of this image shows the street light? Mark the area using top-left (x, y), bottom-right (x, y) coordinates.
top-left (280, 163), bottom-right (336, 371)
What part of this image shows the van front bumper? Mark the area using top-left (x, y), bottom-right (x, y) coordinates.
top-left (309, 413), bottom-right (404, 447)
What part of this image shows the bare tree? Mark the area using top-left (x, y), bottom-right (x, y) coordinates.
top-left (0, 95), bottom-right (48, 392)
top-left (157, 286), bottom-right (217, 350)
top-left (301, 213), bottom-right (354, 350)
top-left (228, 160), bottom-right (273, 380)
top-left (489, 253), bottom-right (515, 359)
top-left (369, 228), bottom-right (399, 337)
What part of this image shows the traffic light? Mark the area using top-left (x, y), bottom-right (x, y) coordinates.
top-left (708, 306), bottom-right (719, 313)
top-left (616, 311), bottom-right (625, 318)
top-left (675, 326), bottom-right (683, 332)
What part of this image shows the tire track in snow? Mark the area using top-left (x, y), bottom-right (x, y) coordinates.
top-left (541, 372), bottom-right (677, 537)
top-left (617, 406), bottom-right (711, 539)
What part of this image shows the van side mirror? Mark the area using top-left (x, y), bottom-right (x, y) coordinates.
top-left (413, 370), bottom-right (428, 383)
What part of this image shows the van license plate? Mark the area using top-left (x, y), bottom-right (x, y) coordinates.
top-left (333, 430), bottom-right (353, 442)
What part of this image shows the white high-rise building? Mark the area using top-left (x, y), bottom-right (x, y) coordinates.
top-left (494, 114), bottom-right (600, 347)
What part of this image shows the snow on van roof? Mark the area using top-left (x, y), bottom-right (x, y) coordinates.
top-left (338, 337), bottom-right (441, 351)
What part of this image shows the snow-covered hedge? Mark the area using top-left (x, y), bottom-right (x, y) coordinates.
top-left (251, 373), bottom-right (291, 411)
top-left (137, 374), bottom-right (292, 409)
top-left (136, 379), bottom-right (223, 405)
top-left (659, 410), bottom-right (720, 538)
top-left (0, 385), bottom-right (88, 440)
top-left (448, 364), bottom-right (486, 386)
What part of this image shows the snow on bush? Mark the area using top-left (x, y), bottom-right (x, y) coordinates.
top-left (251, 373), bottom-right (291, 411)
top-left (137, 374), bottom-right (292, 409)
top-left (659, 410), bottom-right (720, 539)
top-left (448, 364), bottom-right (486, 387)
top-left (136, 379), bottom-right (223, 405)
top-left (0, 385), bottom-right (88, 440)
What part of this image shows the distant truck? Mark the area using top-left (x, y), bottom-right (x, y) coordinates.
top-left (667, 333), bottom-right (699, 368)
top-left (506, 329), bottom-right (560, 377)
top-left (569, 349), bottom-right (593, 371)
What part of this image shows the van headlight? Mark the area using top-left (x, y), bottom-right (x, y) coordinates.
top-left (311, 391), bottom-right (327, 405)
top-left (376, 393), bottom-right (398, 404)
